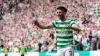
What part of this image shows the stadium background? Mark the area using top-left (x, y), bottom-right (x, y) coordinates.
top-left (0, 0), bottom-right (100, 56)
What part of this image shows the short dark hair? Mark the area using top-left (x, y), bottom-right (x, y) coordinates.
top-left (56, 6), bottom-right (67, 12)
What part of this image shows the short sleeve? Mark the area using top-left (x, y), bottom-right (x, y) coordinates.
top-left (49, 20), bottom-right (56, 28)
top-left (70, 20), bottom-right (76, 26)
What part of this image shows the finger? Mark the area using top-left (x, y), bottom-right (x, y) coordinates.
top-left (66, 25), bottom-right (71, 28)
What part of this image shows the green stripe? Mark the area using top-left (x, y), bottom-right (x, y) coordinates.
top-left (55, 22), bottom-right (70, 24)
top-left (57, 42), bottom-right (73, 47)
top-left (56, 31), bottom-right (72, 33)
top-left (57, 36), bottom-right (73, 39)
top-left (56, 27), bottom-right (67, 29)
top-left (57, 40), bottom-right (73, 43)
top-left (57, 45), bottom-right (66, 48)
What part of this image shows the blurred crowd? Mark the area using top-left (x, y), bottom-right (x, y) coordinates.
top-left (0, 0), bottom-right (100, 53)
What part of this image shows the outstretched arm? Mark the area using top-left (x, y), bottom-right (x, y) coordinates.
top-left (33, 19), bottom-right (51, 29)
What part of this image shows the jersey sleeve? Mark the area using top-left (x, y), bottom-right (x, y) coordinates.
top-left (70, 19), bottom-right (76, 26)
top-left (49, 20), bottom-right (56, 28)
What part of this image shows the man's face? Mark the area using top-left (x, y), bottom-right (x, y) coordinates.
top-left (56, 9), bottom-right (66, 18)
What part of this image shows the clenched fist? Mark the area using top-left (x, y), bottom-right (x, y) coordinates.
top-left (33, 19), bottom-right (39, 25)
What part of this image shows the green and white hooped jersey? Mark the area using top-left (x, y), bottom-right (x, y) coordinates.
top-left (50, 18), bottom-right (76, 49)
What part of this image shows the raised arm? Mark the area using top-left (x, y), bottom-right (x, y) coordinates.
top-left (33, 19), bottom-right (51, 29)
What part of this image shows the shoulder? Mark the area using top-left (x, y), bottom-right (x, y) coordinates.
top-left (53, 19), bottom-right (59, 22)
top-left (67, 18), bottom-right (74, 21)
top-left (51, 19), bottom-right (59, 23)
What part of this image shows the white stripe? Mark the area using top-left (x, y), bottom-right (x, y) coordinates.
top-left (56, 20), bottom-right (71, 22)
top-left (56, 20), bottom-right (61, 22)
top-left (57, 42), bottom-right (71, 45)
top-left (57, 38), bottom-right (73, 41)
top-left (57, 43), bottom-right (67, 45)
top-left (56, 29), bottom-right (72, 32)
top-left (56, 33), bottom-right (73, 37)
top-left (70, 21), bottom-right (75, 24)
top-left (57, 47), bottom-right (60, 49)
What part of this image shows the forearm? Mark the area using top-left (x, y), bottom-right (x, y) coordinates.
top-left (36, 23), bottom-right (50, 29)
top-left (71, 27), bottom-right (81, 32)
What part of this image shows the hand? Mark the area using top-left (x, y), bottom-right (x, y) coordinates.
top-left (66, 24), bottom-right (72, 29)
top-left (33, 19), bottom-right (39, 25)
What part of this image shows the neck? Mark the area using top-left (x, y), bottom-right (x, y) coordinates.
top-left (60, 16), bottom-right (66, 21)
